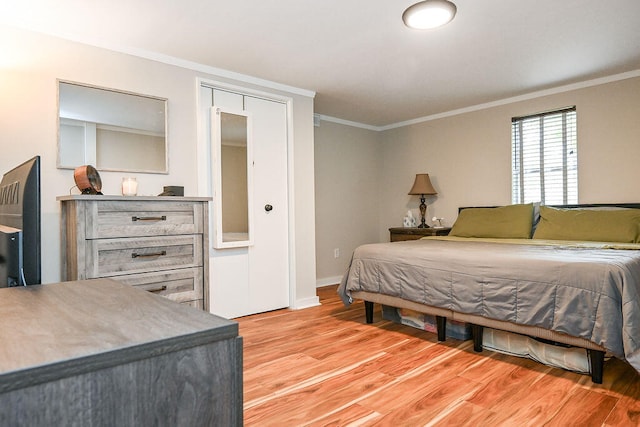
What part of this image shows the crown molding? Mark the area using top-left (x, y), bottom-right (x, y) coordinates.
top-left (313, 114), bottom-right (380, 131)
top-left (315, 69), bottom-right (640, 132)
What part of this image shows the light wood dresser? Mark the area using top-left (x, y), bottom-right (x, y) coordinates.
top-left (58, 195), bottom-right (211, 310)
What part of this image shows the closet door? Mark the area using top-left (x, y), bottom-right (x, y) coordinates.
top-left (204, 87), bottom-right (289, 318)
top-left (245, 96), bottom-right (289, 314)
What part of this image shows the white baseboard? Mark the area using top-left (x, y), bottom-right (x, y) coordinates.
top-left (291, 276), bottom-right (343, 310)
top-left (316, 275), bottom-right (343, 288)
top-left (293, 296), bottom-right (321, 310)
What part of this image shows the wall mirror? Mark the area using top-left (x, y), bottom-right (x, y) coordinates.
top-left (211, 107), bottom-right (253, 248)
top-left (58, 81), bottom-right (168, 173)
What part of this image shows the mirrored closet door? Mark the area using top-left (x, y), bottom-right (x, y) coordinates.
top-left (200, 85), bottom-right (290, 319)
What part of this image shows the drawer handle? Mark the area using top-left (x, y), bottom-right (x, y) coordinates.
top-left (147, 285), bottom-right (168, 293)
top-left (132, 215), bottom-right (167, 222)
top-left (131, 250), bottom-right (167, 258)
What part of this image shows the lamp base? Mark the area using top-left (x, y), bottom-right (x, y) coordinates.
top-left (418, 196), bottom-right (430, 228)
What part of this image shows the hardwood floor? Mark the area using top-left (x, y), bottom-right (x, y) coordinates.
top-left (238, 285), bottom-right (640, 426)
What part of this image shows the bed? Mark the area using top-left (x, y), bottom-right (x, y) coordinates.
top-left (338, 203), bottom-right (640, 383)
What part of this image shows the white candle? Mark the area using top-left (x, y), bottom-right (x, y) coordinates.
top-left (121, 177), bottom-right (138, 196)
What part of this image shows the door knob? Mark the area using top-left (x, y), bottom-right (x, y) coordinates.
top-left (265, 204), bottom-right (273, 212)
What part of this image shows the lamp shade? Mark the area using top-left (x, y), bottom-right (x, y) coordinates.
top-left (408, 173), bottom-right (437, 195)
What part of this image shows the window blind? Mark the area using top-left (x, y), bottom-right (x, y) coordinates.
top-left (511, 107), bottom-right (577, 205)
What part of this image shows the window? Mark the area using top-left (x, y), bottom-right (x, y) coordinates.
top-left (511, 107), bottom-right (577, 205)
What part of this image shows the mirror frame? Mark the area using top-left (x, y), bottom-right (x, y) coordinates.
top-left (57, 80), bottom-right (169, 174)
top-left (211, 106), bottom-right (254, 249)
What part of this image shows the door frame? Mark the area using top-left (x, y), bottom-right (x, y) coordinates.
top-left (195, 77), bottom-right (297, 311)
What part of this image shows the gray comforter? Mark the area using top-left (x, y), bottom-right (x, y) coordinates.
top-left (338, 237), bottom-right (640, 374)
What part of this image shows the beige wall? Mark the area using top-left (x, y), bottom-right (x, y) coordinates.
top-left (0, 25), bottom-right (317, 307)
top-left (314, 121), bottom-right (382, 283)
top-left (314, 75), bottom-right (640, 284)
top-left (379, 76), bottom-right (640, 241)
top-left (288, 95), bottom-right (318, 305)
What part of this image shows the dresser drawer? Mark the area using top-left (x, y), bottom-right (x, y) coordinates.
top-left (86, 235), bottom-right (203, 278)
top-left (114, 267), bottom-right (204, 304)
top-left (83, 200), bottom-right (205, 239)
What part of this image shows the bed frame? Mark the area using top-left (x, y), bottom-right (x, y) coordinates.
top-left (354, 203), bottom-right (640, 384)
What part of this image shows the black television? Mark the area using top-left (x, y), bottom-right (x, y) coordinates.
top-left (0, 156), bottom-right (41, 287)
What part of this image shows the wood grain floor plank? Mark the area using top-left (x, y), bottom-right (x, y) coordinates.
top-left (545, 386), bottom-right (619, 427)
top-left (357, 344), bottom-right (483, 414)
top-left (245, 352), bottom-right (391, 411)
top-left (602, 372), bottom-right (640, 427)
top-left (238, 285), bottom-right (640, 426)
top-left (427, 401), bottom-right (496, 427)
top-left (470, 368), bottom-right (586, 425)
top-left (304, 403), bottom-right (381, 427)
top-left (244, 353), bottom-right (322, 401)
top-left (244, 369), bottom-right (394, 425)
top-left (365, 375), bottom-right (483, 426)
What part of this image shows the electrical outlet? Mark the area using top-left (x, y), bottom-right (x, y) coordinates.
top-left (334, 248), bottom-right (340, 258)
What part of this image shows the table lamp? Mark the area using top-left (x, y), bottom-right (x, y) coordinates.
top-left (408, 173), bottom-right (438, 228)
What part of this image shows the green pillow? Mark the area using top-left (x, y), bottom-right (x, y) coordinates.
top-left (533, 206), bottom-right (640, 243)
top-left (450, 203), bottom-right (534, 239)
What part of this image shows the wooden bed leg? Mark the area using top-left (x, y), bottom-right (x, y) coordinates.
top-left (364, 301), bottom-right (374, 324)
top-left (471, 324), bottom-right (483, 352)
top-left (436, 316), bottom-right (447, 341)
top-left (588, 349), bottom-right (605, 384)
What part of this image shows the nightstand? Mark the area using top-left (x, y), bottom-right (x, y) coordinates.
top-left (389, 227), bottom-right (452, 242)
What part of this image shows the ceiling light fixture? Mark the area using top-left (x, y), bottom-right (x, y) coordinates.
top-left (402, 0), bottom-right (457, 30)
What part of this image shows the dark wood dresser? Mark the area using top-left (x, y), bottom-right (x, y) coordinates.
top-left (0, 279), bottom-right (242, 426)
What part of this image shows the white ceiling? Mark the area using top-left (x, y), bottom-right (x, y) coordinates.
top-left (3, 0), bottom-right (640, 127)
